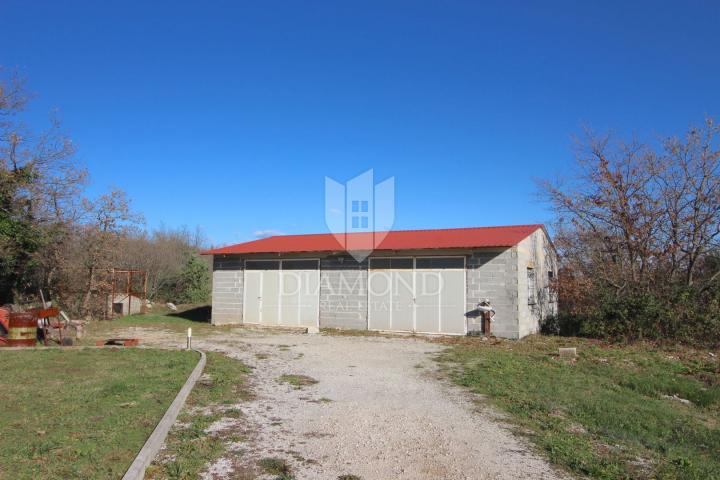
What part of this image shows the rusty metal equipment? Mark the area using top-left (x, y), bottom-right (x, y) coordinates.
top-left (7, 312), bottom-right (37, 347)
top-left (30, 307), bottom-right (72, 346)
top-left (0, 308), bottom-right (8, 346)
top-left (477, 299), bottom-right (495, 336)
top-left (466, 299), bottom-right (496, 336)
top-left (107, 268), bottom-right (148, 319)
top-left (482, 310), bottom-right (492, 335)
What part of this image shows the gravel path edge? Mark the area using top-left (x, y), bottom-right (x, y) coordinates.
top-left (122, 348), bottom-right (207, 480)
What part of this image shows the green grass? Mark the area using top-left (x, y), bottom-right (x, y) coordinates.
top-left (74, 309), bottom-right (255, 477)
top-left (440, 336), bottom-right (720, 479)
top-left (278, 374), bottom-right (319, 389)
top-left (258, 457), bottom-right (291, 475)
top-left (258, 457), bottom-right (296, 480)
top-left (145, 352), bottom-right (252, 479)
top-left (82, 307), bottom-right (238, 343)
top-left (0, 348), bottom-right (198, 480)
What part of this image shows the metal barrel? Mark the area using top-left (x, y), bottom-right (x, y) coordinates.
top-left (8, 312), bottom-right (37, 347)
top-left (0, 308), bottom-right (9, 333)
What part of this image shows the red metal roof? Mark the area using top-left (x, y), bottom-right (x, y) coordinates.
top-left (203, 224), bottom-right (544, 255)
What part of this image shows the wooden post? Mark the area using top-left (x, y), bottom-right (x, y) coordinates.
top-left (109, 268), bottom-right (115, 320)
top-left (127, 270), bottom-right (132, 316)
top-left (483, 310), bottom-right (492, 335)
top-left (141, 271), bottom-right (148, 314)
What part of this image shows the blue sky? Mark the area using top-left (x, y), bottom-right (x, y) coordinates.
top-left (2, 1), bottom-right (718, 246)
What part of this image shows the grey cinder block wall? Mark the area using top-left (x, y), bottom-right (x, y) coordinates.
top-left (465, 248), bottom-right (519, 338)
top-left (209, 230), bottom-right (557, 338)
top-left (516, 229), bottom-right (558, 337)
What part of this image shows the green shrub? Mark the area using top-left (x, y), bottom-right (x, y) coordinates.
top-left (541, 312), bottom-right (588, 337)
top-left (175, 254), bottom-right (210, 304)
top-left (544, 289), bottom-right (720, 346)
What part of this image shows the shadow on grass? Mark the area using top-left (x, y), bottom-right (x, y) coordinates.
top-left (168, 305), bottom-right (212, 323)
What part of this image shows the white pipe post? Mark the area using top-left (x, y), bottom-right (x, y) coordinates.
top-left (187, 327), bottom-right (192, 350)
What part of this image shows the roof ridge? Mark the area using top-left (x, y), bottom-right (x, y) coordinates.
top-left (351, 224), bottom-right (543, 235)
top-left (204, 224), bottom-right (543, 254)
top-left (262, 224), bottom-right (543, 239)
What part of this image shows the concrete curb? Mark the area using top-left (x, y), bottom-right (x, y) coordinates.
top-left (122, 348), bottom-right (207, 480)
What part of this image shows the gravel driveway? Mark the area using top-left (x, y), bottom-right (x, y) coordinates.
top-left (125, 328), bottom-right (566, 479)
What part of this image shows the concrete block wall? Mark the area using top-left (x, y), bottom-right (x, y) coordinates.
top-left (211, 255), bottom-right (244, 325)
top-left (516, 229), bottom-right (558, 337)
top-left (516, 234), bottom-right (536, 337)
top-left (319, 255), bottom-right (368, 330)
top-left (466, 248), bottom-right (520, 339)
top-left (208, 244), bottom-right (546, 338)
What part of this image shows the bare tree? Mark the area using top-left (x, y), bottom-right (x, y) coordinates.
top-left (116, 226), bottom-right (207, 301)
top-left (1, 69), bottom-right (211, 317)
top-left (539, 118), bottom-right (720, 340)
top-left (79, 189), bottom-right (143, 317)
top-left (658, 122), bottom-right (720, 289)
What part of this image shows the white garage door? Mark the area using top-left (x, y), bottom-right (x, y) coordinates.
top-left (243, 259), bottom-right (319, 328)
top-left (368, 257), bottom-right (466, 335)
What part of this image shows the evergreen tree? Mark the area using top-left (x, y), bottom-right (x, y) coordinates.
top-left (176, 254), bottom-right (210, 304)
